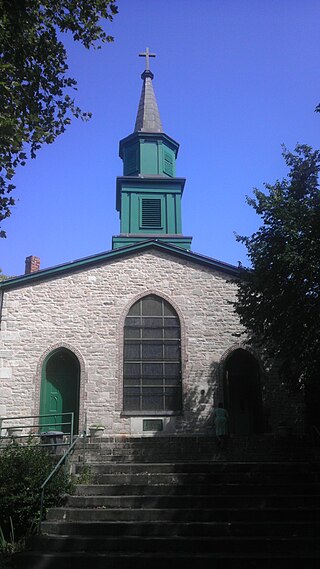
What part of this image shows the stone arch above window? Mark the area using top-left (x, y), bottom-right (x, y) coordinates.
top-left (123, 294), bottom-right (182, 415)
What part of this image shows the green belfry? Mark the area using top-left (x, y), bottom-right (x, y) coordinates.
top-left (112, 49), bottom-right (192, 250)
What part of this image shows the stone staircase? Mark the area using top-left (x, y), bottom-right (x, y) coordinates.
top-left (15, 435), bottom-right (320, 568)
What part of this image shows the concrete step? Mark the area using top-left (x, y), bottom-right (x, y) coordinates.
top-left (82, 471), bottom-right (318, 485)
top-left (75, 434), bottom-right (311, 447)
top-left (45, 493), bottom-right (320, 514)
top-left (72, 434), bottom-right (315, 464)
top-left (74, 459), bottom-right (314, 473)
top-left (35, 520), bottom-right (320, 539)
top-left (25, 535), bottom-right (320, 554)
top-left (81, 448), bottom-right (315, 459)
top-left (42, 507), bottom-right (320, 526)
top-left (14, 550), bottom-right (320, 569)
top-left (73, 460), bottom-right (317, 482)
top-left (74, 481), bottom-right (320, 496)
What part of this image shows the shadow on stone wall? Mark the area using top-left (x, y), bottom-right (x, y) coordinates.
top-left (162, 361), bottom-right (220, 436)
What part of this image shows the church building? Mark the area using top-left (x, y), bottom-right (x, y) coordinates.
top-left (0, 51), bottom-right (302, 438)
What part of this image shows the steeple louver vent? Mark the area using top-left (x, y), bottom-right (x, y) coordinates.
top-left (164, 151), bottom-right (173, 176)
top-left (141, 198), bottom-right (162, 228)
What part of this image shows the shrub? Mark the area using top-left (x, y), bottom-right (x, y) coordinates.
top-left (0, 440), bottom-right (72, 542)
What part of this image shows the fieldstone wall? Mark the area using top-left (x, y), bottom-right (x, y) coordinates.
top-left (0, 249), bottom-right (304, 435)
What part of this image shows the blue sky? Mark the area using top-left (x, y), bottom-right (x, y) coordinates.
top-left (2, 0), bottom-right (320, 276)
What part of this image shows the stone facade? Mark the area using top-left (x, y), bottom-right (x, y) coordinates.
top-left (0, 247), bottom-right (304, 436)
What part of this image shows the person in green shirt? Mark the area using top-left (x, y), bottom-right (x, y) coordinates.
top-left (213, 402), bottom-right (229, 448)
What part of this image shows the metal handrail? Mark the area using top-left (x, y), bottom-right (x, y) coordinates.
top-left (38, 433), bottom-right (83, 531)
top-left (0, 412), bottom-right (75, 446)
top-left (0, 412), bottom-right (88, 531)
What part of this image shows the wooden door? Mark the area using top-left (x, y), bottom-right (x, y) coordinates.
top-left (40, 349), bottom-right (80, 434)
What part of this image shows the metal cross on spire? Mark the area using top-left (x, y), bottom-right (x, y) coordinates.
top-left (139, 47), bottom-right (156, 71)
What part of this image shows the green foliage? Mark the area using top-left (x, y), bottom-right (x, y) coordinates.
top-left (0, 269), bottom-right (14, 282)
top-left (0, 517), bottom-right (15, 554)
top-left (0, 270), bottom-right (7, 282)
top-left (75, 463), bottom-right (91, 485)
top-left (235, 144), bottom-right (320, 392)
top-left (0, 441), bottom-right (72, 541)
top-left (0, 0), bottom-right (118, 236)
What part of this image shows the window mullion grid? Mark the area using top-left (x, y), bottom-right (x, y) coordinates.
top-left (161, 310), bottom-right (166, 410)
top-left (139, 314), bottom-right (143, 411)
top-left (124, 296), bottom-right (182, 413)
top-left (161, 302), bottom-right (165, 411)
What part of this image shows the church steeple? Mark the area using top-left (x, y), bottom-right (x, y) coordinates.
top-left (112, 50), bottom-right (192, 251)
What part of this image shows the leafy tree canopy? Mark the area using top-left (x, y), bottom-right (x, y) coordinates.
top-left (0, 0), bottom-right (118, 237)
top-left (0, 269), bottom-right (8, 281)
top-left (235, 144), bottom-right (320, 392)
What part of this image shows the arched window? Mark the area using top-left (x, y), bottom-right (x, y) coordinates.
top-left (123, 295), bottom-right (182, 414)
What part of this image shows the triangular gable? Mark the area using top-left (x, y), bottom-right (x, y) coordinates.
top-left (0, 240), bottom-right (239, 290)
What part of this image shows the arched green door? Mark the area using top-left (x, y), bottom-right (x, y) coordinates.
top-left (40, 349), bottom-right (80, 434)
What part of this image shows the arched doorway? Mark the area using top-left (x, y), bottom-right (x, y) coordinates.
top-left (224, 349), bottom-right (262, 435)
top-left (40, 348), bottom-right (80, 434)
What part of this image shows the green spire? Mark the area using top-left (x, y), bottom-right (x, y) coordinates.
top-left (112, 50), bottom-right (192, 251)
